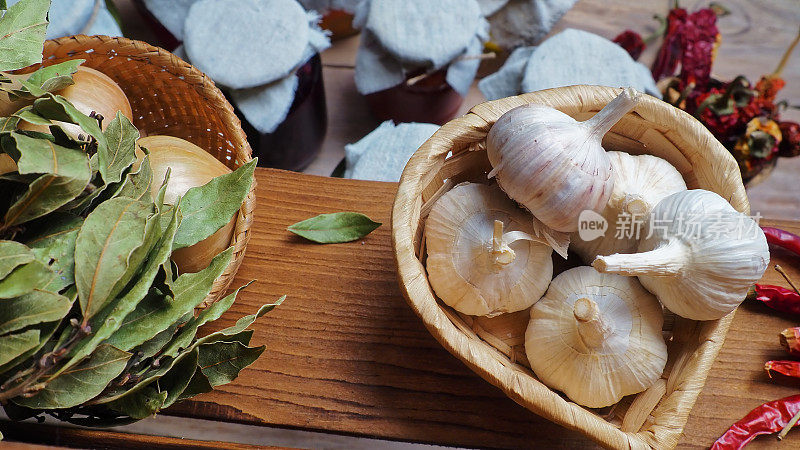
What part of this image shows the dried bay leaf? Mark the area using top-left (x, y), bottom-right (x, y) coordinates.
top-left (0, 0), bottom-right (49, 72)
top-left (0, 320), bottom-right (59, 375)
top-left (194, 298), bottom-right (284, 348)
top-left (104, 247), bottom-right (234, 351)
top-left (32, 95), bottom-right (107, 149)
top-left (287, 212), bottom-right (381, 243)
top-left (18, 59), bottom-right (83, 97)
top-left (0, 260), bottom-right (54, 299)
top-left (25, 213), bottom-right (82, 292)
top-left (13, 108), bottom-right (51, 126)
top-left (57, 203), bottom-right (178, 374)
top-left (133, 312), bottom-right (192, 361)
top-left (115, 154), bottom-right (153, 201)
top-left (107, 385), bottom-right (168, 420)
top-left (4, 173), bottom-right (90, 227)
top-left (0, 329), bottom-right (39, 366)
top-left (74, 197), bottom-right (151, 321)
top-left (173, 159), bottom-right (256, 250)
top-left (15, 344), bottom-right (131, 409)
top-left (0, 115), bottom-right (20, 133)
top-left (0, 289), bottom-right (72, 335)
top-left (99, 112), bottom-right (139, 185)
top-left (197, 341), bottom-right (264, 387)
top-left (0, 240), bottom-right (34, 279)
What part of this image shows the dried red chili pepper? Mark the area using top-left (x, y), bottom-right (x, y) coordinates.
top-left (762, 227), bottom-right (800, 257)
top-left (711, 394), bottom-right (800, 449)
top-left (779, 121), bottom-right (800, 157)
top-left (747, 284), bottom-right (800, 315)
top-left (613, 30), bottom-right (646, 60)
top-left (766, 360), bottom-right (800, 379)
top-left (781, 327), bottom-right (800, 356)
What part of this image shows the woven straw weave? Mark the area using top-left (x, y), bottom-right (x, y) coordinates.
top-left (392, 85), bottom-right (748, 449)
top-left (36, 35), bottom-right (255, 309)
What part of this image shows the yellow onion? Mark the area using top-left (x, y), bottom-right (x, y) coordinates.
top-left (0, 73), bottom-right (29, 116)
top-left (0, 153), bottom-right (16, 175)
top-left (16, 66), bottom-right (133, 138)
top-left (138, 135), bottom-right (236, 274)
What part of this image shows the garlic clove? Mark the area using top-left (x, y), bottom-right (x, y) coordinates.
top-left (425, 183), bottom-right (553, 317)
top-left (593, 189), bottom-right (770, 321)
top-left (525, 266), bottom-right (667, 408)
top-left (571, 152), bottom-right (687, 262)
top-left (486, 88), bottom-right (640, 234)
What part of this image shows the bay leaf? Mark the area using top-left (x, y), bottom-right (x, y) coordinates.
top-left (159, 347), bottom-right (199, 409)
top-left (160, 281), bottom-right (253, 358)
top-left (0, 260), bottom-right (54, 299)
top-left (99, 112), bottom-right (139, 185)
top-left (176, 367), bottom-right (213, 402)
top-left (0, 240), bottom-right (34, 279)
top-left (287, 212), bottom-right (381, 243)
top-left (74, 197), bottom-right (151, 321)
top-left (107, 386), bottom-right (167, 420)
top-left (4, 173), bottom-right (89, 227)
top-left (24, 59), bottom-right (84, 95)
top-left (173, 159), bottom-right (255, 250)
top-left (14, 344), bottom-right (131, 409)
top-left (134, 312), bottom-right (191, 360)
top-left (0, 320), bottom-right (59, 376)
top-left (5, 132), bottom-right (89, 178)
top-left (25, 213), bottom-right (82, 292)
top-left (13, 109), bottom-right (50, 126)
top-left (32, 95), bottom-right (107, 149)
top-left (197, 341), bottom-right (264, 387)
top-left (57, 203), bottom-right (177, 374)
top-left (104, 247), bottom-right (234, 351)
top-left (193, 298), bottom-right (283, 348)
top-left (0, 329), bottom-right (39, 366)
top-left (116, 154), bottom-right (153, 201)
top-left (0, 115), bottom-right (20, 133)
top-left (0, 0), bottom-right (49, 72)
top-left (0, 1), bottom-right (7, 10)
top-left (0, 289), bottom-right (72, 335)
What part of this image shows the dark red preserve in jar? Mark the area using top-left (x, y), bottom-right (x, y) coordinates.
top-left (365, 69), bottom-right (464, 126)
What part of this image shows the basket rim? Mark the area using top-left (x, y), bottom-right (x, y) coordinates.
top-left (391, 85), bottom-right (744, 449)
top-left (40, 35), bottom-right (256, 309)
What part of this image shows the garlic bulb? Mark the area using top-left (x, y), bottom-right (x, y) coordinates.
top-left (571, 152), bottom-right (687, 262)
top-left (486, 88), bottom-right (640, 233)
top-left (525, 266), bottom-right (667, 408)
top-left (425, 183), bottom-right (553, 317)
top-left (593, 190), bottom-right (770, 321)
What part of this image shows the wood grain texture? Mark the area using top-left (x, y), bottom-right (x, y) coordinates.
top-left (160, 169), bottom-right (800, 449)
top-left (0, 420), bottom-right (282, 449)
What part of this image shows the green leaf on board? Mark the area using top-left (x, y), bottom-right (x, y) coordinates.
top-left (99, 112), bottom-right (139, 185)
top-left (0, 329), bottom-right (39, 366)
top-left (0, 240), bottom-right (34, 279)
top-left (74, 197), bottom-right (151, 321)
top-left (160, 281), bottom-right (253, 358)
top-left (287, 212), bottom-right (381, 244)
top-left (0, 260), bottom-right (54, 299)
top-left (57, 203), bottom-right (177, 375)
top-left (104, 247), bottom-right (234, 351)
top-left (32, 95), bottom-right (107, 149)
top-left (197, 341), bottom-right (264, 387)
top-left (173, 159), bottom-right (255, 250)
top-left (0, 0), bottom-right (49, 72)
top-left (0, 289), bottom-right (72, 335)
top-left (15, 344), bottom-right (131, 409)
top-left (25, 213), bottom-right (82, 292)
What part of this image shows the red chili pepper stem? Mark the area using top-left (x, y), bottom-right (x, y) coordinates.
top-left (773, 26), bottom-right (800, 77)
top-left (775, 265), bottom-right (800, 295)
top-left (778, 409), bottom-right (800, 440)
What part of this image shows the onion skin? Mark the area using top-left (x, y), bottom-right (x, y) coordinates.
top-left (138, 135), bottom-right (236, 274)
top-left (16, 66), bottom-right (133, 138)
top-left (0, 153), bottom-right (16, 175)
top-left (0, 73), bottom-right (29, 116)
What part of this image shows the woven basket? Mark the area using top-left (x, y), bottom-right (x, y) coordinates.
top-left (36, 35), bottom-right (255, 309)
top-left (392, 85), bottom-right (749, 449)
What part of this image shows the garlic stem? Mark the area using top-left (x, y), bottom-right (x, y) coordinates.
top-left (491, 220), bottom-right (537, 266)
top-left (621, 194), bottom-right (649, 216)
top-left (585, 88), bottom-right (641, 139)
top-left (573, 297), bottom-right (611, 348)
top-left (592, 240), bottom-right (686, 276)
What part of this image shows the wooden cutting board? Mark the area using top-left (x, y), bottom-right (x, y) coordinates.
top-left (158, 168), bottom-right (800, 449)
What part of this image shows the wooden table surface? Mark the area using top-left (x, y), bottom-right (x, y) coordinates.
top-left (3, 0), bottom-right (800, 448)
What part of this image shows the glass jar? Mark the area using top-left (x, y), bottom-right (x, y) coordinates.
top-left (365, 69), bottom-right (463, 125)
top-left (233, 54), bottom-right (328, 171)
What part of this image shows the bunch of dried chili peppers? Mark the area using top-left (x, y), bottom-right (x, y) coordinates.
top-left (711, 227), bottom-right (800, 448)
top-left (614, 4), bottom-right (800, 185)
